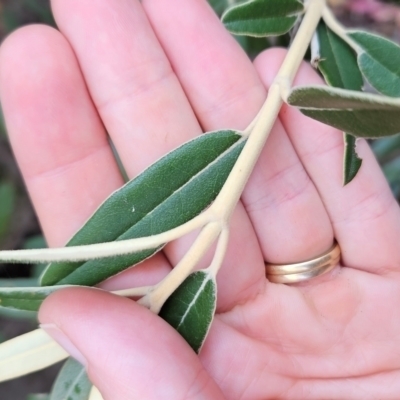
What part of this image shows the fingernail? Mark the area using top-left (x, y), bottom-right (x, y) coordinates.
top-left (40, 323), bottom-right (87, 367)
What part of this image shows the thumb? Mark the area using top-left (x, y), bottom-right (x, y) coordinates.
top-left (39, 287), bottom-right (223, 399)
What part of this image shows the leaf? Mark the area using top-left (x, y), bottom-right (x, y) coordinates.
top-left (316, 21), bottom-right (364, 184)
top-left (0, 182), bottom-right (15, 241)
top-left (40, 130), bottom-right (245, 287)
top-left (349, 31), bottom-right (400, 98)
top-left (316, 22), bottom-right (363, 90)
top-left (27, 395), bottom-right (49, 400)
top-left (49, 358), bottom-right (91, 400)
top-left (343, 134), bottom-right (362, 185)
top-left (0, 329), bottom-right (68, 383)
top-left (0, 285), bottom-right (73, 312)
top-left (287, 85), bottom-right (400, 138)
top-left (159, 271), bottom-right (216, 353)
top-left (208, 0), bottom-right (231, 15)
top-left (222, 0), bottom-right (304, 37)
top-left (372, 135), bottom-right (400, 163)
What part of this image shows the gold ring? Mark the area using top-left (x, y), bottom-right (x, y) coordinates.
top-left (265, 242), bottom-right (340, 284)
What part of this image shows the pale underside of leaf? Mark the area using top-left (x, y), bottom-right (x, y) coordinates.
top-left (349, 30), bottom-right (400, 97)
top-left (40, 130), bottom-right (245, 287)
top-left (288, 86), bottom-right (400, 138)
top-left (0, 285), bottom-right (73, 312)
top-left (0, 329), bottom-right (68, 383)
top-left (316, 21), bottom-right (363, 184)
top-left (88, 386), bottom-right (104, 400)
top-left (222, 0), bottom-right (304, 37)
top-left (159, 271), bottom-right (216, 353)
top-left (49, 358), bottom-right (92, 400)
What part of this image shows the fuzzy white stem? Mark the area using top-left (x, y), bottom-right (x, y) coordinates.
top-left (140, 222), bottom-right (222, 313)
top-left (0, 211), bottom-right (212, 263)
top-left (322, 5), bottom-right (363, 53)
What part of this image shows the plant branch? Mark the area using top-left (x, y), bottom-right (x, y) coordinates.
top-left (0, 211), bottom-right (212, 263)
top-left (139, 222), bottom-right (222, 313)
top-left (212, 0), bottom-right (326, 220)
top-left (207, 226), bottom-right (230, 277)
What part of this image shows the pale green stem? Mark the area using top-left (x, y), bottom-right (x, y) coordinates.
top-left (321, 5), bottom-right (363, 53)
top-left (0, 210), bottom-right (212, 263)
top-left (0, 329), bottom-right (68, 383)
top-left (89, 386), bottom-right (104, 400)
top-left (113, 286), bottom-right (152, 297)
top-left (140, 0), bottom-right (326, 312)
top-left (207, 227), bottom-right (230, 277)
top-left (211, 0), bottom-right (326, 221)
top-left (139, 222), bottom-right (222, 313)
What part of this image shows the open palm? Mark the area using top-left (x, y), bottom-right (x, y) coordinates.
top-left (1, 0), bottom-right (400, 398)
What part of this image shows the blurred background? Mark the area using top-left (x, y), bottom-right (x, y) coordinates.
top-left (0, 0), bottom-right (399, 398)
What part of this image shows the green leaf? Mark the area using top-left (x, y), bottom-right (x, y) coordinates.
top-left (372, 135), bottom-right (400, 162)
top-left (50, 358), bottom-right (91, 400)
top-left (40, 130), bottom-right (245, 287)
top-left (208, 0), bottom-right (231, 15)
top-left (27, 394), bottom-right (49, 400)
top-left (0, 182), bottom-right (15, 241)
top-left (316, 21), bottom-right (364, 184)
top-left (287, 86), bottom-right (400, 138)
top-left (383, 157), bottom-right (400, 198)
top-left (343, 134), bottom-right (362, 185)
top-left (0, 285), bottom-right (72, 312)
top-left (222, 0), bottom-right (304, 37)
top-left (317, 22), bottom-right (363, 90)
top-left (349, 31), bottom-right (400, 98)
top-left (159, 271), bottom-right (216, 353)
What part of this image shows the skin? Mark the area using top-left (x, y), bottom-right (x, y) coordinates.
top-left (1, 0), bottom-right (400, 398)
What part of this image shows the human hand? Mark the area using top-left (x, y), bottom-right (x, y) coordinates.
top-left (1, 0), bottom-right (400, 398)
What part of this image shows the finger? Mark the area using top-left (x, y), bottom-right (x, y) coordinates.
top-left (0, 25), bottom-right (171, 285)
top-left (255, 48), bottom-right (400, 273)
top-left (51, 0), bottom-right (201, 176)
top-left (39, 288), bottom-right (224, 399)
top-left (0, 25), bottom-right (122, 246)
top-left (51, 0), bottom-right (265, 309)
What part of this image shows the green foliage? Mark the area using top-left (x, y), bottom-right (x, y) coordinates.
top-left (315, 21), bottom-right (363, 184)
top-left (0, 182), bottom-right (16, 242)
top-left (49, 358), bottom-right (91, 400)
top-left (349, 31), bottom-right (400, 97)
top-left (159, 271), bottom-right (216, 353)
top-left (222, 0), bottom-right (304, 37)
top-left (27, 394), bottom-right (49, 400)
top-left (288, 86), bottom-right (400, 138)
top-left (41, 130), bottom-right (245, 287)
top-left (0, 284), bottom-right (72, 312)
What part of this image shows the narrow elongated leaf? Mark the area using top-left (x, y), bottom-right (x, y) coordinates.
top-left (287, 86), bottom-right (400, 138)
top-left (0, 285), bottom-right (73, 312)
top-left (317, 22), bottom-right (363, 91)
top-left (50, 358), bottom-right (91, 400)
top-left (159, 271), bottom-right (216, 353)
top-left (316, 21), bottom-right (363, 184)
top-left (343, 134), bottom-right (362, 184)
top-left (0, 329), bottom-right (68, 382)
top-left (27, 395), bottom-right (49, 400)
top-left (41, 131), bottom-right (245, 287)
top-left (349, 31), bottom-right (400, 97)
top-left (0, 182), bottom-right (15, 241)
top-left (222, 0), bottom-right (304, 37)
